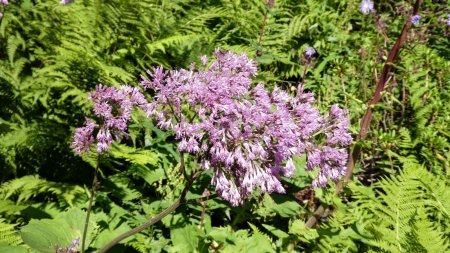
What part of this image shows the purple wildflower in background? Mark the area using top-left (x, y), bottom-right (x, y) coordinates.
top-left (0, 13), bottom-right (3, 19)
top-left (141, 50), bottom-right (352, 206)
top-left (72, 85), bottom-right (149, 154)
top-left (304, 47), bottom-right (316, 58)
top-left (70, 238), bottom-right (80, 248)
top-left (359, 0), bottom-right (374, 15)
top-left (60, 0), bottom-right (74, 5)
top-left (447, 14), bottom-right (450, 26)
top-left (55, 237), bottom-right (80, 253)
top-left (411, 15), bottom-right (421, 25)
top-left (1, 0), bottom-right (8, 5)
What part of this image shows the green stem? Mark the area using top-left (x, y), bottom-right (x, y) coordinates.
top-left (180, 152), bottom-right (189, 181)
top-left (81, 159), bottom-right (100, 253)
top-left (256, 1), bottom-right (273, 55)
top-left (97, 170), bottom-right (202, 253)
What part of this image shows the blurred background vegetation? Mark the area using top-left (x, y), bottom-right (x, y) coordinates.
top-left (0, 0), bottom-right (449, 252)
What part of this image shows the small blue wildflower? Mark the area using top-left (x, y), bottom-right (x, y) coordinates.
top-left (304, 47), bottom-right (316, 58)
top-left (359, 0), bottom-right (374, 15)
top-left (411, 15), bottom-right (421, 25)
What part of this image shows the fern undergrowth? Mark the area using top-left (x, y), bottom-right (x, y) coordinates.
top-left (0, 0), bottom-right (449, 252)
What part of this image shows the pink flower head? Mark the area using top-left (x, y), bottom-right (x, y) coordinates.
top-left (72, 118), bottom-right (97, 154)
top-left (142, 50), bottom-right (352, 205)
top-left (72, 85), bottom-right (149, 154)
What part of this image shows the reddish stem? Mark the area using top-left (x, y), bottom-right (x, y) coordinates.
top-left (306, 0), bottom-right (423, 227)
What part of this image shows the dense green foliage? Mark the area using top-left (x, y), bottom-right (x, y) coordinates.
top-left (0, 0), bottom-right (449, 252)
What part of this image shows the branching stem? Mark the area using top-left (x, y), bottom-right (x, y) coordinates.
top-left (97, 167), bottom-right (202, 253)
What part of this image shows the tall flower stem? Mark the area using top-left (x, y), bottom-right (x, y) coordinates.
top-left (256, 0), bottom-right (274, 55)
top-left (305, 0), bottom-right (423, 228)
top-left (81, 158), bottom-right (100, 253)
top-left (97, 166), bottom-right (202, 253)
top-left (340, 0), bottom-right (422, 190)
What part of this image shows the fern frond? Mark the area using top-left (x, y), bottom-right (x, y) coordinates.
top-left (0, 175), bottom-right (87, 207)
top-left (6, 34), bottom-right (26, 65)
top-left (0, 219), bottom-right (23, 246)
top-left (108, 144), bottom-right (160, 166)
top-left (414, 214), bottom-right (450, 253)
top-left (350, 164), bottom-right (450, 252)
top-left (145, 34), bottom-right (204, 55)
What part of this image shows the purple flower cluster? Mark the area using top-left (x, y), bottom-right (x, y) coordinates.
top-left (141, 50), bottom-right (352, 205)
top-left (71, 85), bottom-right (149, 154)
top-left (447, 14), bottom-right (450, 26)
top-left (72, 50), bottom-right (352, 206)
top-left (359, 0), bottom-right (374, 15)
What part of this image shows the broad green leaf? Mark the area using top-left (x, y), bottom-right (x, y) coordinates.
top-left (91, 222), bottom-right (131, 249)
top-left (256, 54), bottom-right (275, 65)
top-left (261, 224), bottom-right (289, 239)
top-left (0, 244), bottom-right (28, 253)
top-left (21, 219), bottom-right (74, 253)
top-left (168, 225), bottom-right (204, 253)
top-left (259, 193), bottom-right (302, 218)
top-left (20, 209), bottom-right (95, 253)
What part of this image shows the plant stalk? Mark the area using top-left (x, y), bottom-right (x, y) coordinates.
top-left (305, 0), bottom-right (422, 228)
top-left (338, 0), bottom-right (422, 191)
top-left (256, 0), bottom-right (273, 55)
top-left (81, 159), bottom-right (100, 253)
top-left (97, 170), bottom-right (202, 253)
